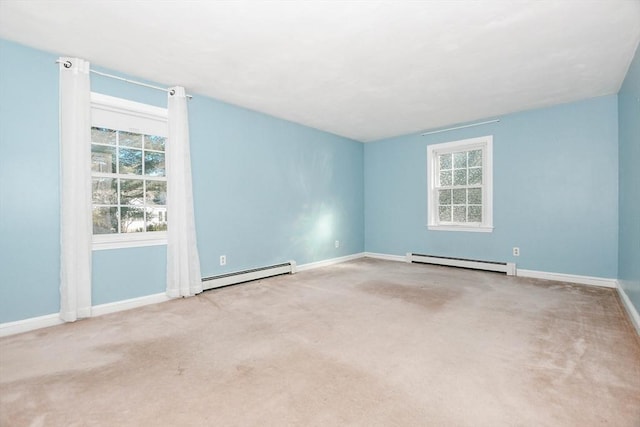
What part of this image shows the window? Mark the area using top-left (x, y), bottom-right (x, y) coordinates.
top-left (90, 93), bottom-right (168, 249)
top-left (427, 135), bottom-right (493, 232)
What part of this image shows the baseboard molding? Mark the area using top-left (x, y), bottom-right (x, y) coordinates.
top-left (0, 260), bottom-right (626, 337)
top-left (364, 252), bottom-right (408, 262)
top-left (0, 292), bottom-right (171, 338)
top-left (91, 292), bottom-right (171, 317)
top-left (517, 269), bottom-right (617, 288)
top-left (297, 252), bottom-right (365, 272)
top-left (0, 313), bottom-right (65, 338)
top-left (363, 253), bottom-right (618, 289)
top-left (617, 281), bottom-right (640, 336)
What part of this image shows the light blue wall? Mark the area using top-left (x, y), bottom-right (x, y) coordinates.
top-left (0, 40), bottom-right (61, 322)
top-left (0, 36), bottom-right (629, 325)
top-left (618, 44), bottom-right (640, 313)
top-left (365, 96), bottom-right (619, 279)
top-left (189, 97), bottom-right (364, 277)
top-left (0, 39), bottom-right (364, 323)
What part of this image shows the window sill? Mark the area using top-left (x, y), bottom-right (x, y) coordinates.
top-left (92, 232), bottom-right (167, 250)
top-left (427, 225), bottom-right (494, 233)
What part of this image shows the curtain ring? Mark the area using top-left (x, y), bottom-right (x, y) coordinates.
top-left (63, 60), bottom-right (72, 69)
top-left (169, 89), bottom-right (176, 96)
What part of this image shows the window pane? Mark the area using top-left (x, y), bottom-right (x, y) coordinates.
top-left (468, 187), bottom-right (482, 204)
top-left (91, 145), bottom-right (116, 173)
top-left (120, 207), bottom-right (145, 233)
top-left (439, 153), bottom-right (452, 170)
top-left (468, 206), bottom-right (482, 222)
top-left (453, 206), bottom-right (467, 222)
top-left (119, 131), bottom-right (143, 148)
top-left (93, 207), bottom-right (118, 234)
top-left (439, 170), bottom-right (452, 186)
top-left (468, 167), bottom-right (482, 185)
top-left (452, 188), bottom-right (466, 204)
top-left (146, 207), bottom-right (167, 231)
top-left (120, 179), bottom-right (144, 205)
top-left (453, 169), bottom-right (467, 186)
top-left (146, 181), bottom-right (167, 205)
top-left (91, 127), bottom-right (116, 145)
top-left (144, 152), bottom-right (165, 177)
top-left (92, 178), bottom-right (117, 204)
top-left (438, 206), bottom-right (451, 222)
top-left (144, 135), bottom-right (165, 151)
top-left (119, 148), bottom-right (143, 175)
top-left (468, 149), bottom-right (482, 167)
top-left (454, 152), bottom-right (467, 168)
top-left (438, 189), bottom-right (452, 205)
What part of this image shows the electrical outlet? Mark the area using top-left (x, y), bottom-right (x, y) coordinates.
top-left (335, 240), bottom-right (340, 248)
top-left (512, 247), bottom-right (520, 257)
top-left (220, 255), bottom-right (226, 266)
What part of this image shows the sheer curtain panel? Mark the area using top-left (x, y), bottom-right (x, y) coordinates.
top-left (166, 86), bottom-right (203, 297)
top-left (59, 57), bottom-right (92, 321)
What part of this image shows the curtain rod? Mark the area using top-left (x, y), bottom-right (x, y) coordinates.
top-left (421, 119), bottom-right (500, 136)
top-left (56, 60), bottom-right (192, 99)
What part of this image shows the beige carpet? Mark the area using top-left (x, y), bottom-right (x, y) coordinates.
top-left (1, 258), bottom-right (639, 426)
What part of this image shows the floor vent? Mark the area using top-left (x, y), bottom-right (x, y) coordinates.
top-left (202, 261), bottom-right (297, 290)
top-left (406, 253), bottom-right (515, 275)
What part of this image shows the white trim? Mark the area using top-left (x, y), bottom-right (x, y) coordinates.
top-left (617, 281), bottom-right (640, 336)
top-left (297, 253), bottom-right (365, 272)
top-left (364, 252), bottom-right (408, 263)
top-left (93, 232), bottom-right (167, 250)
top-left (91, 292), bottom-right (171, 317)
top-left (91, 92), bottom-right (167, 120)
top-left (0, 313), bottom-right (65, 337)
top-left (0, 292), bottom-right (171, 337)
top-left (517, 269), bottom-right (617, 288)
top-left (427, 225), bottom-right (494, 232)
top-left (91, 92), bottom-right (167, 138)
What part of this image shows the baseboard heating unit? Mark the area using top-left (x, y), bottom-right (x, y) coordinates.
top-left (202, 261), bottom-right (297, 291)
top-left (406, 253), bottom-right (516, 275)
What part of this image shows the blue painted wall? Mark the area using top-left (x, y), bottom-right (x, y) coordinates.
top-left (189, 96), bottom-right (364, 277)
top-left (365, 96), bottom-right (619, 279)
top-left (618, 44), bottom-right (640, 314)
top-left (0, 40), bottom-right (61, 322)
top-left (0, 36), bottom-right (630, 325)
top-left (0, 39), bottom-right (364, 323)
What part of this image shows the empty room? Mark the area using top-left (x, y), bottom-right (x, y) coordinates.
top-left (1, 1), bottom-right (639, 426)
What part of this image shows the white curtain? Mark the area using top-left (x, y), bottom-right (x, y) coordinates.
top-left (166, 86), bottom-right (203, 297)
top-left (59, 57), bottom-right (92, 321)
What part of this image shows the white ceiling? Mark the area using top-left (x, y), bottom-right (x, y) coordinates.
top-left (1, 1), bottom-right (639, 142)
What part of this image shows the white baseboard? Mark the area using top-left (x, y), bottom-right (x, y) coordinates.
top-left (517, 269), bottom-right (617, 288)
top-left (617, 281), bottom-right (640, 336)
top-left (364, 252), bottom-right (408, 262)
top-left (0, 313), bottom-right (65, 338)
top-left (297, 252), bottom-right (365, 272)
top-left (0, 292), bottom-right (171, 338)
top-left (91, 292), bottom-right (171, 317)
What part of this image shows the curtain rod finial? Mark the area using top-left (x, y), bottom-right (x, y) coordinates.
top-left (56, 59), bottom-right (72, 68)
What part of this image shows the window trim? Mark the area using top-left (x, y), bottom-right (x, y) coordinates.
top-left (91, 92), bottom-right (168, 250)
top-left (426, 135), bottom-right (494, 232)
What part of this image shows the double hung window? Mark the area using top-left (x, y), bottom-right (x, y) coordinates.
top-left (427, 135), bottom-right (493, 232)
top-left (90, 93), bottom-right (168, 249)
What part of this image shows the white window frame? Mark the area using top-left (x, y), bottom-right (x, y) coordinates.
top-left (427, 135), bottom-right (493, 232)
top-left (91, 92), bottom-right (168, 250)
